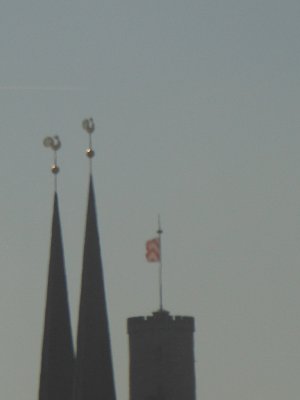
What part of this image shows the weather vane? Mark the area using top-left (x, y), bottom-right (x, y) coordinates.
top-left (43, 135), bottom-right (61, 189)
top-left (82, 118), bottom-right (95, 158)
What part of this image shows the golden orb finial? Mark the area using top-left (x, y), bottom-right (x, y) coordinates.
top-left (86, 148), bottom-right (95, 158)
top-left (51, 164), bottom-right (60, 174)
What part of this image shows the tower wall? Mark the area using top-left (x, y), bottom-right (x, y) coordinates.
top-left (127, 310), bottom-right (196, 400)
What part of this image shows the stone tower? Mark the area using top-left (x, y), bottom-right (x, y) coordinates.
top-left (127, 309), bottom-right (196, 400)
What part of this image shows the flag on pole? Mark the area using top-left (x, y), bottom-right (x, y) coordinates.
top-left (145, 238), bottom-right (160, 262)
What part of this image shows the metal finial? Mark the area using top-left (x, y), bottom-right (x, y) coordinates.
top-left (82, 118), bottom-right (95, 159)
top-left (82, 118), bottom-right (95, 134)
top-left (43, 135), bottom-right (61, 175)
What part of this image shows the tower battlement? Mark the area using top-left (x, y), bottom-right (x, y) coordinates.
top-left (128, 310), bottom-right (194, 334)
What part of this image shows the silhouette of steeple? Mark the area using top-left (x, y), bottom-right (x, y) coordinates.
top-left (39, 192), bottom-right (74, 400)
top-left (73, 170), bottom-right (116, 398)
top-left (73, 176), bottom-right (116, 400)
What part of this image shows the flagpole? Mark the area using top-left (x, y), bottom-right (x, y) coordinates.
top-left (157, 215), bottom-right (163, 311)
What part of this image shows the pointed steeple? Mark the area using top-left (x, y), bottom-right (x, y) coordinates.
top-left (39, 192), bottom-right (74, 400)
top-left (73, 176), bottom-right (116, 400)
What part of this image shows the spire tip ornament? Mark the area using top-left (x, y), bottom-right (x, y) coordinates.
top-left (43, 135), bottom-right (61, 151)
top-left (82, 118), bottom-right (95, 165)
top-left (51, 164), bottom-right (60, 174)
top-left (82, 118), bottom-right (95, 134)
top-left (43, 136), bottom-right (61, 189)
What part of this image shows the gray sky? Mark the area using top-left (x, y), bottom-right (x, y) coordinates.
top-left (0, 1), bottom-right (299, 399)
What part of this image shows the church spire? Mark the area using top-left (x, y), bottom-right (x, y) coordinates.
top-left (73, 120), bottom-right (116, 400)
top-left (39, 139), bottom-right (74, 400)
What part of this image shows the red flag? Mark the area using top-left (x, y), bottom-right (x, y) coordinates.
top-left (145, 238), bottom-right (160, 262)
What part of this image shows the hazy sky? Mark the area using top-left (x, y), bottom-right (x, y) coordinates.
top-left (0, 1), bottom-right (299, 399)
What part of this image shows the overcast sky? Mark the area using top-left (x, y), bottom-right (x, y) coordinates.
top-left (0, 1), bottom-right (299, 399)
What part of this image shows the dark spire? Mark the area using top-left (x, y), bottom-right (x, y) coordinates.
top-left (73, 176), bottom-right (116, 400)
top-left (39, 193), bottom-right (74, 400)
